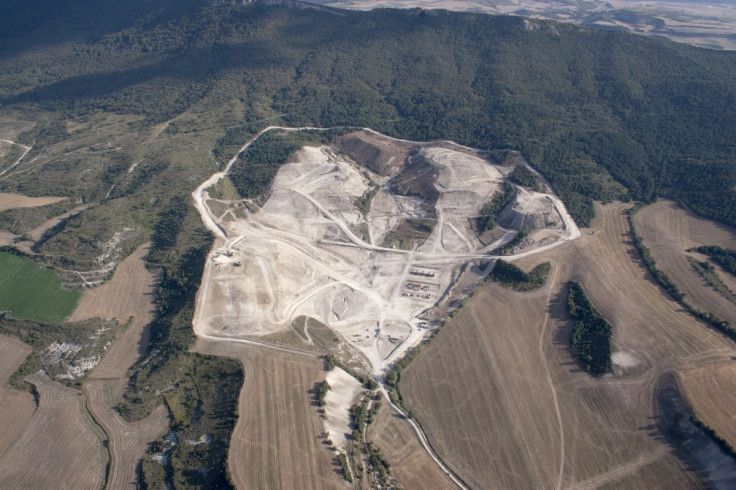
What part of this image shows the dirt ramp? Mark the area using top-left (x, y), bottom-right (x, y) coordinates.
top-left (335, 132), bottom-right (406, 175)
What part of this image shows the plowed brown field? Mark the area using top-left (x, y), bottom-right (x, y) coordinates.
top-left (195, 338), bottom-right (344, 490)
top-left (401, 202), bottom-right (736, 489)
top-left (634, 199), bottom-right (736, 325)
top-left (678, 363), bottom-right (736, 449)
top-left (73, 243), bottom-right (166, 489)
top-left (0, 335), bottom-right (35, 458)
top-left (0, 371), bottom-right (106, 488)
top-left (0, 192), bottom-right (65, 212)
top-left (367, 400), bottom-right (455, 489)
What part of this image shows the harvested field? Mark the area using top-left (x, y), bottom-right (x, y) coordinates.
top-left (634, 199), bottom-right (736, 325)
top-left (195, 339), bottom-right (344, 489)
top-left (72, 243), bottom-right (166, 488)
top-left (400, 202), bottom-right (735, 489)
top-left (85, 379), bottom-right (168, 489)
top-left (678, 363), bottom-right (736, 449)
top-left (72, 243), bottom-right (158, 378)
top-left (367, 399), bottom-right (455, 489)
top-left (0, 336), bottom-right (35, 458)
top-left (0, 371), bottom-right (106, 488)
top-left (0, 192), bottom-right (66, 212)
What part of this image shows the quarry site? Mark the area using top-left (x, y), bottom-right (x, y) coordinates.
top-left (193, 128), bottom-right (579, 376)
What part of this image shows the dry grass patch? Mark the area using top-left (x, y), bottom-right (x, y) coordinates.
top-left (0, 371), bottom-right (106, 489)
top-left (367, 400), bottom-right (455, 489)
top-left (0, 335), bottom-right (34, 458)
top-left (0, 192), bottom-right (66, 212)
top-left (195, 339), bottom-right (344, 489)
top-left (678, 363), bottom-right (736, 449)
top-left (634, 199), bottom-right (736, 325)
top-left (400, 202), bottom-right (735, 489)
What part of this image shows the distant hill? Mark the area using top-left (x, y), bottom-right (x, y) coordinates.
top-left (1, 0), bottom-right (735, 227)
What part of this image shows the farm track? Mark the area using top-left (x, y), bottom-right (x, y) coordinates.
top-left (194, 338), bottom-right (344, 490)
top-left (400, 202), bottom-right (735, 489)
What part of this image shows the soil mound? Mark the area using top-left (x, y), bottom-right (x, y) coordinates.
top-left (497, 187), bottom-right (562, 231)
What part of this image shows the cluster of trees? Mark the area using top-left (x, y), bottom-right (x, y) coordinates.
top-left (228, 129), bottom-right (344, 199)
top-left (496, 230), bottom-right (529, 256)
top-left (121, 201), bottom-right (242, 489)
top-left (490, 259), bottom-right (551, 291)
top-left (317, 380), bottom-right (330, 407)
top-left (688, 258), bottom-right (736, 305)
top-left (689, 246), bottom-right (736, 277)
top-left (567, 281), bottom-right (613, 376)
top-left (337, 452), bottom-right (353, 483)
top-left (477, 182), bottom-right (515, 233)
top-left (349, 393), bottom-right (381, 442)
top-left (509, 165), bottom-right (540, 191)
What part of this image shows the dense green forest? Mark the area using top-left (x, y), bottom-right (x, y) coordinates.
top-left (490, 259), bottom-right (550, 291)
top-left (566, 281), bottom-right (613, 376)
top-left (1, 0), bottom-right (735, 227)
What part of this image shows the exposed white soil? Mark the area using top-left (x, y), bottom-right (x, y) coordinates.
top-left (192, 127), bottom-right (580, 376)
top-left (323, 367), bottom-right (363, 453)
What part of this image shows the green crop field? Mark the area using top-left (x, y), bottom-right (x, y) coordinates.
top-left (0, 252), bottom-right (81, 323)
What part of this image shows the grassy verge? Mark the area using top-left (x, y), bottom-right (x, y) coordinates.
top-left (0, 249), bottom-right (81, 323)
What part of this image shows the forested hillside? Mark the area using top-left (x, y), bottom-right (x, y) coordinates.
top-left (1, 1), bottom-right (735, 228)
